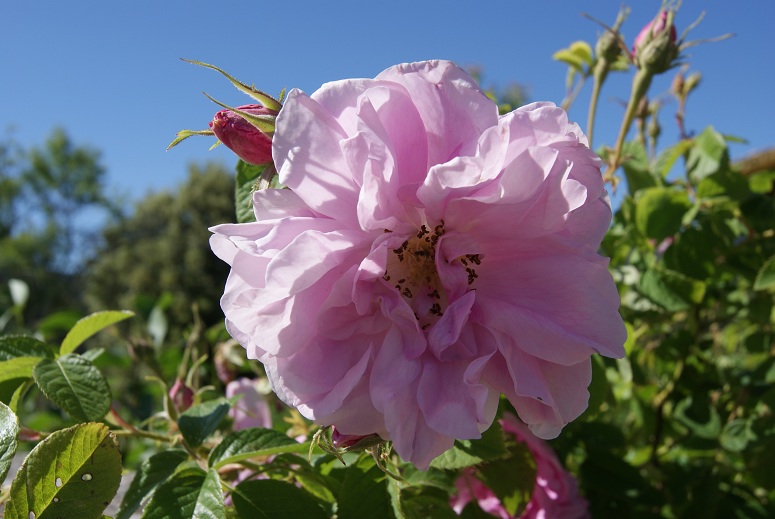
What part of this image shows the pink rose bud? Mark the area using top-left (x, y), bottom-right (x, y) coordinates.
top-left (209, 104), bottom-right (277, 166)
top-left (169, 377), bottom-right (194, 412)
top-left (632, 10), bottom-right (679, 73)
top-left (330, 428), bottom-right (383, 451)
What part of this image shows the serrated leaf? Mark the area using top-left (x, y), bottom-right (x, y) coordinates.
top-left (231, 479), bottom-right (329, 519)
top-left (4, 422), bottom-right (121, 519)
top-left (235, 159), bottom-right (264, 223)
top-left (208, 427), bottom-right (302, 468)
top-left (177, 398), bottom-right (230, 447)
top-left (60, 310), bottom-right (134, 356)
top-left (0, 336), bottom-right (53, 360)
top-left (754, 255), bottom-right (775, 291)
top-left (430, 421), bottom-right (508, 470)
top-left (141, 467), bottom-right (225, 519)
top-left (635, 187), bottom-right (692, 241)
top-left (33, 354), bottom-right (112, 422)
top-left (116, 450), bottom-right (188, 519)
top-left (0, 401), bottom-right (19, 485)
top-left (335, 455), bottom-right (393, 519)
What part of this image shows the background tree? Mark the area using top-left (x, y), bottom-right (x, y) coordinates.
top-left (84, 162), bottom-right (235, 334)
top-left (0, 129), bottom-right (116, 324)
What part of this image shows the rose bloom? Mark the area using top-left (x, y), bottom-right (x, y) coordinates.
top-left (211, 60), bottom-right (626, 468)
top-left (451, 413), bottom-right (589, 519)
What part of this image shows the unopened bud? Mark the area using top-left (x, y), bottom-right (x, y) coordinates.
top-left (330, 428), bottom-right (384, 451)
top-left (169, 377), bottom-right (194, 412)
top-left (683, 72), bottom-right (701, 97)
top-left (671, 71), bottom-right (685, 99)
top-left (632, 10), bottom-right (679, 74)
top-left (595, 29), bottom-right (623, 65)
top-left (209, 105), bottom-right (277, 166)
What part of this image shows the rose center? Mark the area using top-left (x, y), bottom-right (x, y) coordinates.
top-left (383, 221), bottom-right (479, 330)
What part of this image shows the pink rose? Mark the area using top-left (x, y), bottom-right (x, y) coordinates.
top-left (209, 104), bottom-right (276, 166)
top-left (226, 377), bottom-right (272, 430)
top-left (211, 60), bottom-right (626, 468)
top-left (451, 414), bottom-right (589, 519)
top-left (632, 10), bottom-right (679, 73)
top-left (168, 377), bottom-right (194, 412)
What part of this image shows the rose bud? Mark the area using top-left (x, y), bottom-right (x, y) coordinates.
top-left (168, 377), bottom-right (194, 412)
top-left (632, 10), bottom-right (679, 74)
top-left (209, 104), bottom-right (277, 166)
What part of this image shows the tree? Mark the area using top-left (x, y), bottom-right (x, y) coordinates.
top-left (84, 162), bottom-right (235, 333)
top-left (0, 129), bottom-right (115, 323)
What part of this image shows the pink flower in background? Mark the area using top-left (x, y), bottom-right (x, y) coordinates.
top-left (451, 414), bottom-right (589, 519)
top-left (226, 377), bottom-right (272, 430)
top-left (211, 60), bottom-right (626, 468)
top-left (209, 104), bottom-right (276, 166)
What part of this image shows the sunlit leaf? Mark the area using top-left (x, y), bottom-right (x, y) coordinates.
top-left (4, 423), bottom-right (121, 519)
top-left (208, 427), bottom-right (302, 468)
top-left (0, 401), bottom-right (19, 486)
top-left (60, 310), bottom-right (134, 356)
top-left (635, 187), bottom-right (692, 241)
top-left (754, 255), bottom-right (775, 291)
top-left (33, 354), bottom-right (112, 422)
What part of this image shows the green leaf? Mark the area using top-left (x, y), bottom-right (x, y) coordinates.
top-left (60, 310), bottom-right (134, 356)
top-left (754, 255), bottom-right (775, 291)
top-left (0, 356), bottom-right (43, 405)
top-left (116, 450), bottom-right (188, 519)
top-left (0, 401), bottom-right (19, 486)
top-left (208, 427), bottom-right (302, 469)
top-left (652, 140), bottom-right (693, 178)
top-left (4, 422), bottom-right (121, 519)
top-left (696, 170), bottom-right (750, 201)
top-left (478, 441), bottom-right (537, 518)
top-left (673, 396), bottom-right (721, 439)
top-left (686, 126), bottom-right (729, 183)
top-left (431, 421), bottom-right (508, 470)
top-left (231, 479), bottom-right (329, 519)
top-left (635, 187), bottom-right (692, 241)
top-left (32, 354), bottom-right (112, 422)
top-left (639, 268), bottom-right (706, 311)
top-left (235, 160), bottom-right (264, 223)
top-left (141, 467), bottom-right (226, 519)
top-left (336, 455), bottom-right (393, 519)
top-left (177, 398), bottom-right (231, 447)
top-left (552, 41), bottom-right (593, 72)
top-left (0, 335), bottom-right (53, 361)
top-left (720, 419), bottom-right (755, 452)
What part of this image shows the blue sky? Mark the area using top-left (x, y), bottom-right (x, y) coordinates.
top-left (3, 1), bottom-right (774, 203)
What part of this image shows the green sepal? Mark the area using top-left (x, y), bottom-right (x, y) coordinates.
top-left (202, 92), bottom-right (276, 134)
top-left (182, 58), bottom-right (282, 111)
top-left (167, 129), bottom-right (215, 151)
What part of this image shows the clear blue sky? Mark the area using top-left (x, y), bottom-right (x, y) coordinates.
top-left (3, 1), bottom-right (774, 203)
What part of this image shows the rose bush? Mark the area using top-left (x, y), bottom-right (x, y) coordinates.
top-left (210, 60), bottom-right (626, 468)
